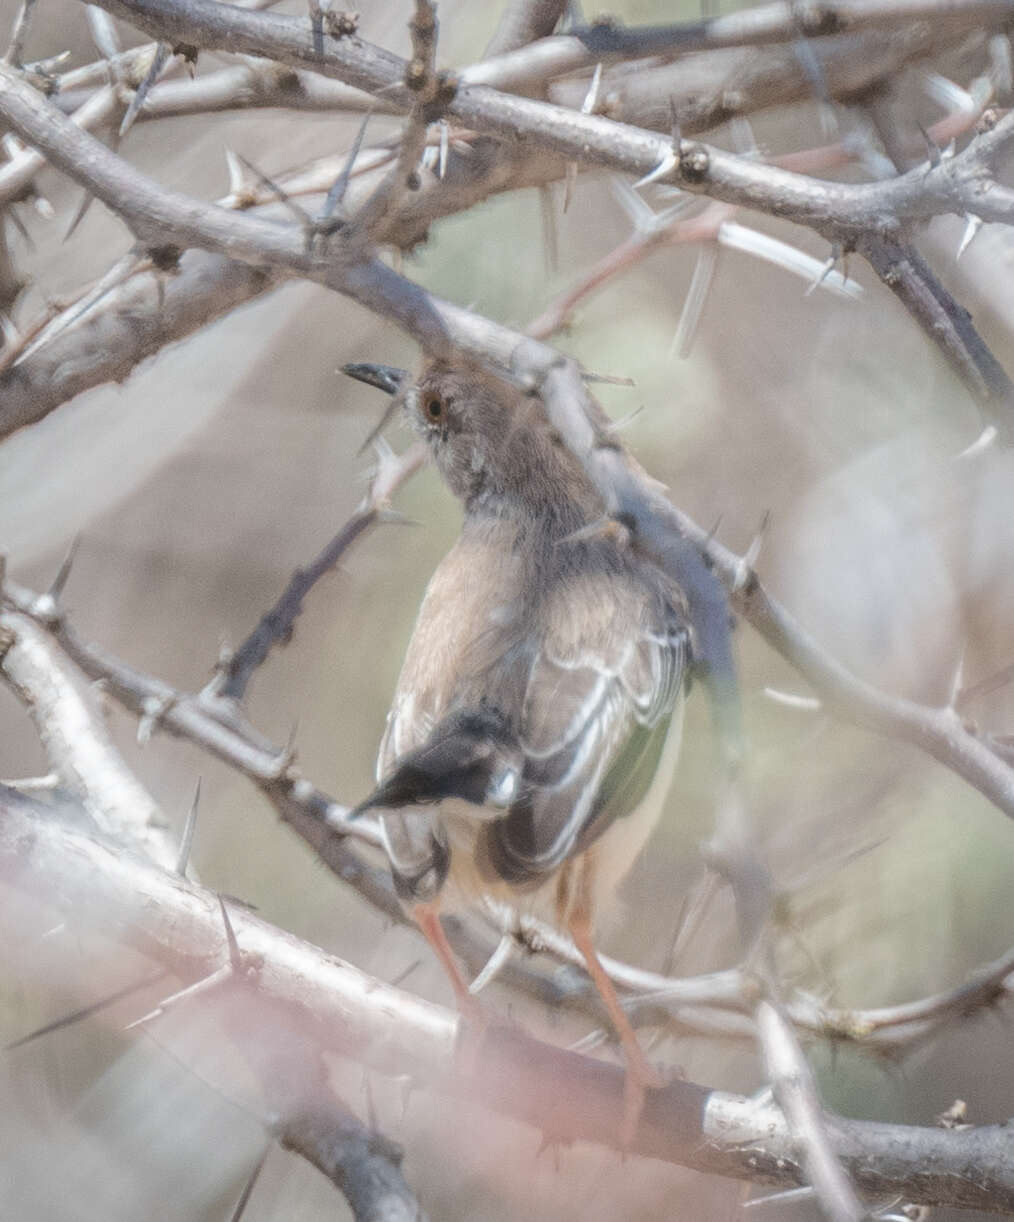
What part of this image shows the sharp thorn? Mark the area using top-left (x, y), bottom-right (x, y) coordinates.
top-left (362, 1068), bottom-right (378, 1131)
top-left (438, 118), bottom-right (448, 179)
top-left (633, 149), bottom-right (678, 190)
top-left (320, 110), bottom-right (372, 222)
top-left (176, 778), bottom-right (201, 876)
top-left (124, 964), bottom-right (233, 1029)
top-left (469, 933), bottom-right (514, 994)
top-left (218, 895), bottom-right (243, 972)
top-left (47, 535), bottom-right (80, 603)
top-left (235, 154), bottom-right (310, 226)
top-left (63, 189), bottom-right (97, 242)
top-left (562, 160), bottom-right (577, 213)
top-left (6, 969), bottom-right (169, 1049)
top-left (956, 213), bottom-right (982, 260)
top-left (375, 508), bottom-right (421, 527)
top-left (356, 395), bottom-right (402, 456)
top-left (917, 122), bottom-right (942, 168)
top-left (226, 1143), bottom-right (271, 1222)
top-left (119, 41), bottom-right (171, 138)
top-left (956, 425), bottom-right (997, 459)
top-left (581, 62), bottom-right (602, 115)
top-left (580, 368), bottom-right (635, 387)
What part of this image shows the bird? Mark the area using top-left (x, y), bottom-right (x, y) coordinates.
top-left (345, 359), bottom-right (692, 1139)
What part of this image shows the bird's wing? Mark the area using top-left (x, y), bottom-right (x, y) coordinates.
top-left (371, 527), bottom-right (528, 900)
top-left (484, 569), bottom-right (689, 885)
top-left (377, 524), bottom-right (527, 780)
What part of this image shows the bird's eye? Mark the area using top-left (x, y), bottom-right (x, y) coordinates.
top-left (424, 395), bottom-right (444, 423)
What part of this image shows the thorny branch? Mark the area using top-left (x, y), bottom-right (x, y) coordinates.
top-left (66, 0), bottom-right (1014, 234)
top-left (4, 1), bottom-right (1014, 1213)
top-left (0, 11), bottom-right (1006, 434)
top-left (3, 569), bottom-right (1013, 1056)
top-left (4, 63), bottom-right (1014, 811)
top-left (0, 622), bottom-right (428, 1221)
top-left (207, 442), bottom-right (426, 702)
top-left (3, 785), bottom-right (1014, 1212)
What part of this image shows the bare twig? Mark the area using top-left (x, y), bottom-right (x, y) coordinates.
top-left (858, 233), bottom-right (1014, 438)
top-left (344, 0), bottom-right (447, 247)
top-left (276, 1078), bottom-right (429, 1222)
top-left (0, 608), bottom-right (178, 867)
top-left (757, 1001), bottom-right (867, 1222)
top-left (483, 0), bottom-right (566, 58)
top-left (461, 0), bottom-right (1014, 90)
top-left (3, 0), bottom-right (37, 68)
top-left (208, 442), bottom-right (425, 702)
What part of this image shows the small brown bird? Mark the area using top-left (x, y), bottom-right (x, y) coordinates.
top-left (346, 360), bottom-right (692, 1135)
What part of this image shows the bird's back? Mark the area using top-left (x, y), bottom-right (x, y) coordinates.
top-left (378, 508), bottom-right (690, 908)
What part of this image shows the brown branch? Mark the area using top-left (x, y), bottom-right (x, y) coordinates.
top-left (0, 17), bottom-right (1006, 434)
top-left (858, 233), bottom-right (1014, 439)
top-left (208, 443), bottom-right (426, 702)
top-left (2, 6), bottom-right (1010, 451)
top-left (0, 248), bottom-right (279, 438)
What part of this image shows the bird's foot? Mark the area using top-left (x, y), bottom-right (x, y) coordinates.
top-left (453, 991), bottom-right (492, 1077)
top-left (619, 1042), bottom-right (662, 1150)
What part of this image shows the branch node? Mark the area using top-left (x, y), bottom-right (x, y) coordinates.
top-left (678, 144), bottom-right (711, 185)
top-left (137, 693), bottom-right (174, 745)
top-left (322, 9), bottom-right (359, 38)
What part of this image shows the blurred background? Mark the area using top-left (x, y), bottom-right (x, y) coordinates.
top-left (2, 0), bottom-right (1014, 1217)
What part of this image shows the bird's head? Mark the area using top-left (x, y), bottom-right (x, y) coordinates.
top-left (344, 359), bottom-right (589, 511)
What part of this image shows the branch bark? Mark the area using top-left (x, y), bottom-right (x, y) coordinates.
top-left (4, 786), bottom-right (1014, 1212)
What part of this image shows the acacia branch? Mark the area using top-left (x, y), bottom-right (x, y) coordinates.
top-left (462, 0), bottom-right (1014, 89)
top-left (2, 8), bottom-right (1011, 451)
top-left (72, 0), bottom-right (1014, 233)
top-left (0, 607), bottom-right (178, 868)
top-left (3, 785), bottom-right (1014, 1211)
top-left (0, 616), bottom-right (429, 1220)
top-left (0, 71), bottom-right (1010, 813)
top-left (3, 571), bottom-right (1012, 1058)
top-left (2, 17), bottom-right (1008, 435)
top-left (207, 442), bottom-right (426, 702)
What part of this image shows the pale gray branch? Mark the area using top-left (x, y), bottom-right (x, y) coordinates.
top-left (463, 0), bottom-right (1014, 90)
top-left (71, 0), bottom-right (1014, 234)
top-left (0, 607), bottom-right (178, 867)
top-left (3, 785), bottom-right (1014, 1211)
top-left (0, 65), bottom-right (1007, 820)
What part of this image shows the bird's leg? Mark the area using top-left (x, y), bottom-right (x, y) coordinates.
top-left (411, 900), bottom-right (484, 1022)
top-left (565, 862), bottom-right (661, 1147)
top-left (411, 899), bottom-right (489, 1079)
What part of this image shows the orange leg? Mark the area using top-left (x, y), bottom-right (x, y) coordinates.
top-left (565, 863), bottom-right (661, 1147)
top-left (411, 900), bottom-right (484, 1022)
top-left (411, 900), bottom-right (488, 1078)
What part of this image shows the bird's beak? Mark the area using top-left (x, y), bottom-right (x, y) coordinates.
top-left (342, 362), bottom-right (408, 396)
top-left (343, 362), bottom-right (411, 453)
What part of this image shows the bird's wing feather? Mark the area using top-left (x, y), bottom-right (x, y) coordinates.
top-left (486, 570), bottom-right (689, 884)
top-left (378, 524), bottom-right (527, 778)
